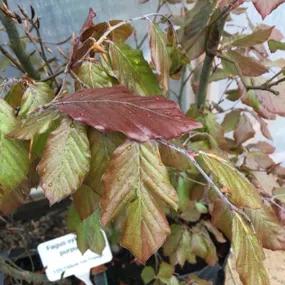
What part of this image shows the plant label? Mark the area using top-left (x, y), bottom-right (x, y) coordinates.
top-left (37, 232), bottom-right (112, 283)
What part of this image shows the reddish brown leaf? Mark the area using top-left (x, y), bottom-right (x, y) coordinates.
top-left (253, 0), bottom-right (285, 19)
top-left (226, 51), bottom-right (268, 77)
top-left (234, 114), bottom-right (255, 145)
top-left (80, 8), bottom-right (96, 39)
top-left (218, 0), bottom-right (245, 10)
top-left (56, 86), bottom-right (201, 142)
top-left (85, 20), bottom-right (133, 43)
top-left (248, 142), bottom-right (275, 154)
top-left (255, 89), bottom-right (285, 119)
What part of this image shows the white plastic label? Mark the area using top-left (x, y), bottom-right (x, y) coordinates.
top-left (37, 232), bottom-right (112, 282)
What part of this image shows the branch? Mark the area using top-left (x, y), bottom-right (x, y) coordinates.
top-left (158, 139), bottom-right (253, 225)
top-left (17, 5), bottom-right (55, 80)
top-left (0, 44), bottom-right (25, 72)
top-left (0, 5), bottom-right (40, 80)
top-left (197, 54), bottom-right (214, 108)
top-left (0, 256), bottom-right (51, 284)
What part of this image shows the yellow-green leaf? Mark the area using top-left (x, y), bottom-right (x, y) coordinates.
top-left (157, 262), bottom-right (174, 283)
top-left (9, 109), bottom-right (60, 140)
top-left (0, 99), bottom-right (30, 191)
top-left (38, 118), bottom-right (90, 204)
top-left (109, 43), bottom-right (161, 96)
top-left (141, 266), bottom-right (155, 284)
top-left (149, 23), bottom-right (170, 93)
top-left (101, 141), bottom-right (177, 262)
top-left (67, 206), bottom-right (105, 254)
top-left (163, 224), bottom-right (196, 266)
top-left (75, 61), bottom-right (116, 88)
top-left (19, 82), bottom-right (54, 117)
top-left (232, 213), bottom-right (269, 285)
top-left (199, 152), bottom-right (262, 208)
top-left (191, 224), bottom-right (218, 266)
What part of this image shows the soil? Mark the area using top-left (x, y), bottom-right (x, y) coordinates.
top-left (0, 200), bottom-right (230, 285)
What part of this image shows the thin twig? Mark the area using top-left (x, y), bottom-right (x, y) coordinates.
top-left (0, 4), bottom-right (40, 79)
top-left (0, 45), bottom-right (25, 72)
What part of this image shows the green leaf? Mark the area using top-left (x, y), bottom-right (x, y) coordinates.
top-left (191, 224), bottom-right (218, 266)
top-left (67, 206), bottom-right (105, 254)
top-left (73, 184), bottom-right (99, 220)
top-left (109, 43), bottom-right (161, 96)
top-left (163, 224), bottom-right (196, 266)
top-left (199, 152), bottom-right (262, 208)
top-left (157, 262), bottom-right (174, 283)
top-left (19, 82), bottom-right (54, 117)
top-left (149, 23), bottom-right (170, 93)
top-left (204, 112), bottom-right (227, 148)
top-left (38, 118), bottom-right (90, 204)
top-left (101, 141), bottom-right (178, 262)
top-left (231, 26), bottom-right (274, 47)
top-left (75, 61), bottom-right (116, 88)
top-left (9, 109), bottom-right (60, 140)
top-left (4, 82), bottom-right (26, 108)
top-left (268, 39), bottom-right (285, 53)
top-left (232, 213), bottom-right (269, 285)
top-left (141, 266), bottom-right (156, 284)
top-left (85, 130), bottom-right (123, 194)
top-left (0, 99), bottom-right (30, 191)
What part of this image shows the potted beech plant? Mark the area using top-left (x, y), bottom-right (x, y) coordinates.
top-left (1, 0), bottom-right (285, 284)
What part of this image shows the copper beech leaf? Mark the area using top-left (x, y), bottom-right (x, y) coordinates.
top-left (199, 152), bottom-right (262, 209)
top-left (109, 43), bottom-right (161, 96)
top-left (232, 213), bottom-right (269, 285)
top-left (37, 118), bottom-right (90, 204)
top-left (56, 86), bottom-right (201, 142)
top-left (101, 141), bottom-right (178, 263)
top-left (149, 23), bottom-right (170, 93)
top-left (253, 0), bottom-right (285, 19)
